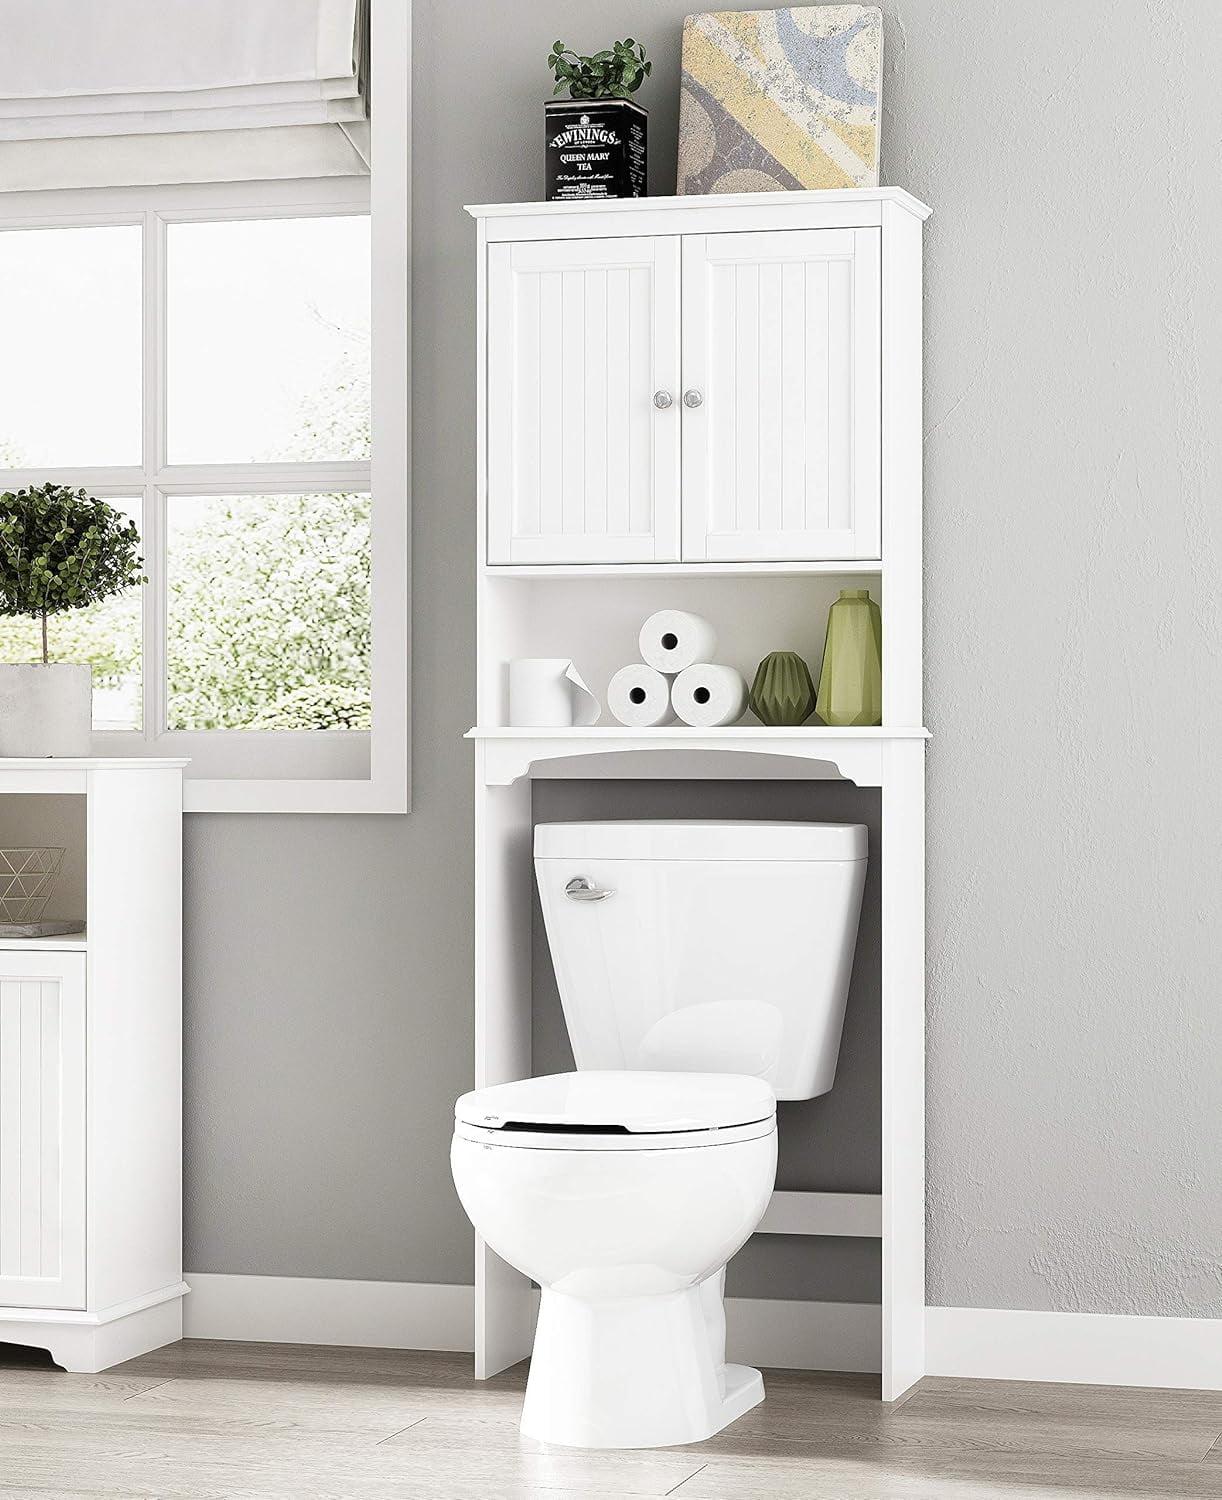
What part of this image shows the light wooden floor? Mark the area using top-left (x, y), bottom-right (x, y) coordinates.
top-left (0, 1340), bottom-right (1219, 1498)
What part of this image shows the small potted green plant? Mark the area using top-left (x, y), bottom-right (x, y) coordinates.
top-left (0, 484), bottom-right (144, 756)
top-left (545, 38), bottom-right (651, 201)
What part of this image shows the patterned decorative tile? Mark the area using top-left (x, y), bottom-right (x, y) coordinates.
top-left (678, 6), bottom-right (882, 194)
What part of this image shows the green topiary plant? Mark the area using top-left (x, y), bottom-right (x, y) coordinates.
top-left (548, 38), bottom-right (651, 100)
top-left (0, 484), bottom-right (144, 666)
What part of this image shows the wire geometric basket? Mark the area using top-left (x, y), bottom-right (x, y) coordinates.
top-left (0, 847), bottom-right (66, 925)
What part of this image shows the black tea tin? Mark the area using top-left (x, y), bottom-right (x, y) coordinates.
top-left (544, 98), bottom-right (647, 201)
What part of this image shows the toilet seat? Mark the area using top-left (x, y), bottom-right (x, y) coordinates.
top-left (454, 1069), bottom-right (775, 1151)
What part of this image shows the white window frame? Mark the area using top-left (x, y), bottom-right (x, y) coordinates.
top-left (0, 5), bottom-right (409, 815)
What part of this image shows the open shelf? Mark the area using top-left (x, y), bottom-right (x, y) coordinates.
top-left (477, 570), bottom-right (901, 730)
top-left (0, 792), bottom-right (88, 942)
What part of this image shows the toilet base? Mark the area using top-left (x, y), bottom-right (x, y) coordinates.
top-left (520, 1280), bottom-right (764, 1449)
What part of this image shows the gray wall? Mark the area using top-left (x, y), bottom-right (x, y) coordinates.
top-left (185, 0), bottom-right (1222, 1319)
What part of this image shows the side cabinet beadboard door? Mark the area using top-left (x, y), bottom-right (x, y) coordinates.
top-left (681, 227), bottom-right (881, 561)
top-left (487, 235), bottom-right (681, 564)
top-left (0, 952), bottom-right (86, 1310)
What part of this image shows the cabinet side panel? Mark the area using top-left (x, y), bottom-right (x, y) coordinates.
top-left (473, 763), bottom-right (535, 1376)
top-left (880, 204), bottom-right (923, 725)
top-left (86, 767), bottom-right (182, 1311)
top-left (881, 742), bottom-right (926, 1398)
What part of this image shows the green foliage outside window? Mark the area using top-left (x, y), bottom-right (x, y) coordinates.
top-left (0, 334), bottom-right (372, 733)
top-left (166, 491), bottom-right (371, 731)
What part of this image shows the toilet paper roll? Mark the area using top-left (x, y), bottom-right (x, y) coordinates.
top-left (671, 663), bottom-right (749, 728)
top-left (508, 658), bottom-right (600, 728)
top-left (607, 664), bottom-right (676, 727)
top-left (638, 610), bottom-right (717, 676)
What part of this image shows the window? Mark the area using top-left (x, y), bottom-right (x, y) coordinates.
top-left (167, 216), bottom-right (371, 465)
top-left (0, 170), bottom-right (408, 813)
top-left (0, 225), bottom-right (141, 467)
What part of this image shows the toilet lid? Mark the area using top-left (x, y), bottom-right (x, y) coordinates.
top-left (454, 1070), bottom-right (776, 1135)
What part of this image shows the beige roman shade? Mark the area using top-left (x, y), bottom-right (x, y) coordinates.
top-left (0, 0), bottom-right (367, 139)
top-left (0, 0), bottom-right (370, 188)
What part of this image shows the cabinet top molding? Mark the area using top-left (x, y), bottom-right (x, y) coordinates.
top-left (466, 186), bottom-right (931, 222)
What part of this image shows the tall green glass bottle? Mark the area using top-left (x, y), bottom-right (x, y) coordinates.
top-left (816, 589), bottom-right (882, 727)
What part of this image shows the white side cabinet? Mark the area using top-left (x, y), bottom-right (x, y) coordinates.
top-left (0, 758), bottom-right (186, 1373)
top-left (480, 195), bottom-right (905, 565)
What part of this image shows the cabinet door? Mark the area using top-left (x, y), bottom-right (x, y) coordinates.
top-left (487, 236), bottom-right (681, 564)
top-left (0, 952), bottom-right (86, 1310)
top-left (681, 228), bottom-right (880, 561)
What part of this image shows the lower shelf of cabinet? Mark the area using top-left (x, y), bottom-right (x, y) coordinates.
top-left (467, 727), bottom-right (928, 787)
top-left (0, 929), bottom-right (87, 952)
top-left (471, 727), bottom-right (927, 741)
top-left (484, 560), bottom-right (885, 577)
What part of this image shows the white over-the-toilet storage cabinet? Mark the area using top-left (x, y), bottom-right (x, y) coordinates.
top-left (469, 187), bottom-right (929, 1399)
top-left (488, 219), bottom-right (880, 565)
top-left (0, 759), bottom-right (185, 1372)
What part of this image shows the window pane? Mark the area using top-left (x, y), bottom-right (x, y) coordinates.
top-left (0, 226), bottom-right (142, 468)
top-left (166, 492), bottom-right (370, 731)
top-left (167, 217), bottom-right (371, 464)
top-left (0, 495), bottom-right (142, 731)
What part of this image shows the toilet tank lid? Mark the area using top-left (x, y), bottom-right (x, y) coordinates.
top-left (534, 820), bottom-right (867, 862)
top-left (455, 1071), bottom-right (776, 1133)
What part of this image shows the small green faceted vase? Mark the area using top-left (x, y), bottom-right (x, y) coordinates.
top-left (749, 651), bottom-right (817, 726)
top-left (816, 589), bottom-right (882, 727)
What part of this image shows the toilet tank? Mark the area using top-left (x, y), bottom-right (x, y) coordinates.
top-left (534, 821), bottom-right (868, 1101)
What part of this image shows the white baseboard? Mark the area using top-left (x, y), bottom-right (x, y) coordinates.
top-left (926, 1305), bottom-right (1222, 1391)
top-left (183, 1280), bottom-right (1222, 1391)
top-left (184, 1274), bottom-right (880, 1372)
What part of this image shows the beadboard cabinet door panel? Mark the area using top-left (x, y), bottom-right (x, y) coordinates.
top-left (487, 236), bottom-right (681, 564)
top-left (0, 953), bottom-right (86, 1311)
top-left (681, 227), bottom-right (881, 562)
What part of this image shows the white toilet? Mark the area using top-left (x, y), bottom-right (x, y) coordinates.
top-left (451, 820), bottom-right (867, 1450)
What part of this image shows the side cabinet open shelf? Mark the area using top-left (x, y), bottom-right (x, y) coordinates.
top-left (466, 187), bottom-right (929, 1400)
top-left (0, 758), bottom-right (185, 1372)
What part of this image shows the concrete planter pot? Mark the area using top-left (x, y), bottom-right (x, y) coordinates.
top-left (0, 664), bottom-right (92, 757)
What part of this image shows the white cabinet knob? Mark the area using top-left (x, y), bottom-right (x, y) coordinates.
top-left (683, 389), bottom-right (704, 409)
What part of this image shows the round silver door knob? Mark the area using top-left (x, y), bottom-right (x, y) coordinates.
top-left (653, 390), bottom-right (673, 410)
top-left (682, 389), bottom-right (704, 409)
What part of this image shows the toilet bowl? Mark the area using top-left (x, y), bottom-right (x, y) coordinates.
top-left (452, 821), bottom-right (867, 1449)
top-left (451, 1070), bottom-right (777, 1449)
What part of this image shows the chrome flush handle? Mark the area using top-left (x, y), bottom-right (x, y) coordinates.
top-left (565, 876), bottom-right (615, 903)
